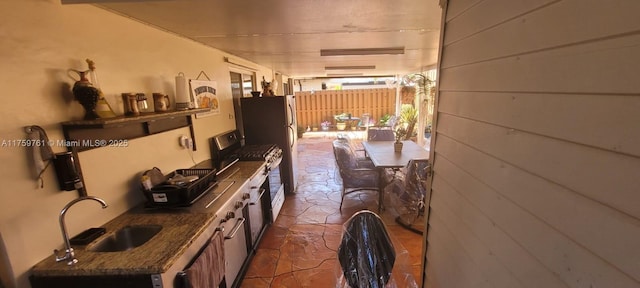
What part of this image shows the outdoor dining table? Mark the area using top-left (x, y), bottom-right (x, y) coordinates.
top-left (361, 140), bottom-right (430, 210)
top-left (362, 140), bottom-right (429, 168)
top-left (337, 116), bottom-right (361, 129)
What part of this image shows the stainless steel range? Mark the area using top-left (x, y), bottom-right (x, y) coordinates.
top-left (210, 130), bottom-right (285, 234)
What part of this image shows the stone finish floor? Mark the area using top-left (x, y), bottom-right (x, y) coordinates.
top-left (240, 133), bottom-right (424, 287)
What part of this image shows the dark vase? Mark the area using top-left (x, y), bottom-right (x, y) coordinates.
top-left (71, 71), bottom-right (101, 120)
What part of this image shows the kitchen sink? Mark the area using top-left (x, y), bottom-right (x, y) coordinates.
top-left (88, 225), bottom-right (162, 252)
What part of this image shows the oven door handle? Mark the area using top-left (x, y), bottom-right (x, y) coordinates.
top-left (250, 188), bottom-right (266, 205)
top-left (224, 217), bottom-right (246, 240)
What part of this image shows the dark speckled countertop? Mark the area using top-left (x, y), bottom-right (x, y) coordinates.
top-left (31, 160), bottom-right (264, 277)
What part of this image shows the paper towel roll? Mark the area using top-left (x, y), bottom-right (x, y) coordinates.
top-left (175, 72), bottom-right (190, 110)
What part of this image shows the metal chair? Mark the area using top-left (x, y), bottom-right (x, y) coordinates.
top-left (332, 140), bottom-right (380, 210)
top-left (336, 134), bottom-right (369, 163)
top-left (366, 127), bottom-right (395, 141)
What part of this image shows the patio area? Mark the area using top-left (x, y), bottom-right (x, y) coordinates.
top-left (240, 134), bottom-right (424, 287)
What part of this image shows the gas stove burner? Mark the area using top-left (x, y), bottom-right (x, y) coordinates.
top-left (210, 130), bottom-right (283, 173)
top-left (237, 144), bottom-right (278, 161)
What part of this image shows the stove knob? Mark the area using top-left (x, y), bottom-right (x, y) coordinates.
top-left (234, 201), bottom-right (244, 209)
top-left (225, 211), bottom-right (235, 221)
top-left (242, 193), bottom-right (251, 200)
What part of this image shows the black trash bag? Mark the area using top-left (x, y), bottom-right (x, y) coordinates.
top-left (338, 210), bottom-right (396, 288)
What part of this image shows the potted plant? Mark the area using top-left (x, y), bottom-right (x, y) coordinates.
top-left (334, 113), bottom-right (348, 130)
top-left (320, 120), bottom-right (331, 131)
top-left (378, 114), bottom-right (392, 126)
top-left (399, 104), bottom-right (418, 140)
top-left (393, 125), bottom-right (408, 152)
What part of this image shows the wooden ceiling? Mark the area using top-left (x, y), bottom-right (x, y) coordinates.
top-left (86, 0), bottom-right (442, 78)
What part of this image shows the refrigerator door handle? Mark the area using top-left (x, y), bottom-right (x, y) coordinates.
top-left (288, 125), bottom-right (295, 148)
top-left (288, 104), bottom-right (295, 126)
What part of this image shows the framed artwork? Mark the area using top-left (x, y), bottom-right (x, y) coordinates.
top-left (189, 79), bottom-right (220, 117)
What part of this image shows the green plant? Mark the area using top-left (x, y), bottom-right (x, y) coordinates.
top-left (403, 72), bottom-right (436, 132)
top-left (393, 126), bottom-right (408, 142)
top-left (398, 104), bottom-right (418, 140)
top-left (378, 114), bottom-right (392, 126)
top-left (334, 113), bottom-right (349, 123)
top-left (402, 73), bottom-right (433, 101)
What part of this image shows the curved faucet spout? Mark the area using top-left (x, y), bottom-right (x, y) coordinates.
top-left (55, 196), bottom-right (108, 265)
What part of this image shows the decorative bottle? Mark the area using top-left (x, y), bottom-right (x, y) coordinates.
top-left (71, 70), bottom-right (101, 120)
top-left (86, 59), bottom-right (116, 118)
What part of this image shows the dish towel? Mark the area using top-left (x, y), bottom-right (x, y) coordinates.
top-left (24, 125), bottom-right (54, 187)
top-left (178, 230), bottom-right (225, 288)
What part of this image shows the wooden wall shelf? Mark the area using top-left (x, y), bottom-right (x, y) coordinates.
top-left (60, 108), bottom-right (209, 197)
top-left (61, 108), bottom-right (209, 152)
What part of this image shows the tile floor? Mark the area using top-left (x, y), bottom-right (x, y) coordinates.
top-left (240, 133), bottom-right (425, 287)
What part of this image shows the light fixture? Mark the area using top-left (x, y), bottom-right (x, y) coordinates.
top-left (223, 57), bottom-right (257, 71)
top-left (320, 47), bottom-right (405, 56)
top-left (326, 73), bottom-right (364, 77)
top-left (61, 0), bottom-right (170, 3)
top-left (325, 65), bottom-right (376, 70)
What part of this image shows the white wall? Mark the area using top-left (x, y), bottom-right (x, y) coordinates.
top-left (0, 1), bottom-right (272, 287)
top-left (425, 0), bottom-right (640, 287)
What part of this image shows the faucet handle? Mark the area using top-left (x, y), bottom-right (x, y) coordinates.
top-left (54, 248), bottom-right (78, 265)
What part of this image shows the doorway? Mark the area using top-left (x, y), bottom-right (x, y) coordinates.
top-left (230, 71), bottom-right (256, 142)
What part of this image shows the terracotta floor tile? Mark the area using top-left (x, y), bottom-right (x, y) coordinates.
top-left (292, 258), bottom-right (339, 287)
top-left (240, 136), bottom-right (424, 287)
top-left (271, 272), bottom-right (301, 288)
top-left (272, 214), bottom-right (297, 228)
top-left (239, 277), bottom-right (271, 288)
top-left (258, 225), bottom-right (288, 249)
top-left (273, 250), bottom-right (294, 276)
top-left (244, 249), bottom-right (279, 278)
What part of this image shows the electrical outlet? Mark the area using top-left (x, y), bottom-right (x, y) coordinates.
top-left (179, 135), bottom-right (190, 149)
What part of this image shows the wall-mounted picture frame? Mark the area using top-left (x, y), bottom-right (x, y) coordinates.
top-left (189, 79), bottom-right (220, 118)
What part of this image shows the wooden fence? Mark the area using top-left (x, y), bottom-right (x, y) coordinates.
top-left (295, 88), bottom-right (396, 129)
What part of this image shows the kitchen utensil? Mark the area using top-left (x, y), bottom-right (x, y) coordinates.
top-left (136, 93), bottom-right (148, 112)
top-left (122, 93), bottom-right (139, 116)
top-left (153, 93), bottom-right (171, 112)
top-left (167, 174), bottom-right (199, 185)
top-left (142, 167), bottom-right (166, 189)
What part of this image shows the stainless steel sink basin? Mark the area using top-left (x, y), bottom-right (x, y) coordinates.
top-left (88, 225), bottom-right (162, 252)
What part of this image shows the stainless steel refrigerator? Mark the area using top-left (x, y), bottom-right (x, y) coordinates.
top-left (240, 95), bottom-right (298, 194)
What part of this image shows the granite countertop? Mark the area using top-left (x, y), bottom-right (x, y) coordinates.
top-left (31, 160), bottom-right (265, 277)
top-left (31, 213), bottom-right (213, 276)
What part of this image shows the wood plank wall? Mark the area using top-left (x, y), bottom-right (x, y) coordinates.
top-left (425, 1), bottom-right (640, 287)
top-left (294, 88), bottom-right (396, 129)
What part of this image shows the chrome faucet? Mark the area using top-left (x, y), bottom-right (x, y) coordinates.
top-left (54, 196), bottom-right (108, 265)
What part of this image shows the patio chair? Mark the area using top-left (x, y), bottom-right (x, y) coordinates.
top-left (336, 133), bottom-right (369, 163)
top-left (384, 159), bottom-right (430, 234)
top-left (337, 210), bottom-right (395, 288)
top-left (332, 140), bottom-right (380, 210)
top-left (367, 127), bottom-right (395, 141)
